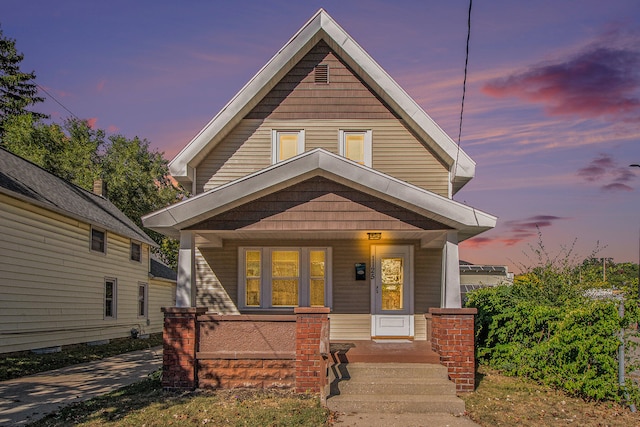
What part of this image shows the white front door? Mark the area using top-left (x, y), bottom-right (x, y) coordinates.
top-left (371, 245), bottom-right (414, 338)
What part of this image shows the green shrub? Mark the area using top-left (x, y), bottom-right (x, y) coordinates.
top-left (466, 236), bottom-right (640, 404)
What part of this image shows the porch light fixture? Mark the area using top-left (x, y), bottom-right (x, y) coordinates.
top-left (367, 232), bottom-right (382, 240)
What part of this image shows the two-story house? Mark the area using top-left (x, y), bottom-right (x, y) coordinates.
top-left (142, 9), bottom-right (495, 342)
top-left (0, 148), bottom-right (175, 353)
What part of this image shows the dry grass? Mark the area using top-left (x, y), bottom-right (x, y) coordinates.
top-left (462, 366), bottom-right (639, 426)
top-left (29, 373), bottom-right (331, 427)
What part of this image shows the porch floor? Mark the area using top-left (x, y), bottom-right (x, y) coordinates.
top-left (329, 340), bottom-right (440, 364)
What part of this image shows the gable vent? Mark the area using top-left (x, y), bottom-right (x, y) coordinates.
top-left (314, 64), bottom-right (329, 84)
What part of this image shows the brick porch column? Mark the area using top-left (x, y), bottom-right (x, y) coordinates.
top-left (294, 307), bottom-right (330, 395)
top-left (162, 307), bottom-right (207, 390)
top-left (428, 307), bottom-right (477, 393)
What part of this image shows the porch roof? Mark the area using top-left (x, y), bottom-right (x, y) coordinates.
top-left (143, 149), bottom-right (496, 245)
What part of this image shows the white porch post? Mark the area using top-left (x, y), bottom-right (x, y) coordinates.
top-left (176, 230), bottom-right (196, 307)
top-left (442, 230), bottom-right (462, 308)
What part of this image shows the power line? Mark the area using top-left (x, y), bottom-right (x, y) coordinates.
top-left (36, 83), bottom-right (80, 120)
top-left (453, 0), bottom-right (473, 180)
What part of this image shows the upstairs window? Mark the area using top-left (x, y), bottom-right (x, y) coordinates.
top-left (130, 241), bottom-right (142, 262)
top-left (339, 130), bottom-right (372, 167)
top-left (272, 130), bottom-right (305, 163)
top-left (91, 227), bottom-right (106, 253)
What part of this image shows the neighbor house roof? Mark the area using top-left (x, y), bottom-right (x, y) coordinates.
top-left (169, 8), bottom-right (476, 194)
top-left (150, 258), bottom-right (177, 282)
top-left (0, 148), bottom-right (156, 246)
top-left (145, 149), bottom-right (495, 242)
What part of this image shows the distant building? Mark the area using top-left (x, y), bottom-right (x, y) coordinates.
top-left (460, 261), bottom-right (514, 302)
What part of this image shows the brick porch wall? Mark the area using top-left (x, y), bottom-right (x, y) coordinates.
top-left (161, 307), bottom-right (329, 395)
top-left (428, 308), bottom-right (477, 393)
top-left (161, 307), bottom-right (207, 389)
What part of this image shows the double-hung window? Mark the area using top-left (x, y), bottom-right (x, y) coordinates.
top-left (240, 247), bottom-right (331, 309)
top-left (104, 278), bottom-right (117, 319)
top-left (138, 282), bottom-right (148, 318)
top-left (339, 130), bottom-right (372, 166)
top-left (130, 241), bottom-right (142, 262)
top-left (272, 130), bottom-right (305, 163)
top-left (91, 227), bottom-right (106, 253)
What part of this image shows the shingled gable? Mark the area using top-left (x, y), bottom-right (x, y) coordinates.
top-left (169, 8), bottom-right (475, 194)
top-left (143, 149), bottom-right (495, 243)
top-left (0, 148), bottom-right (156, 246)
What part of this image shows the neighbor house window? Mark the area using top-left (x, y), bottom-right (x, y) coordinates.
top-left (130, 241), bottom-right (142, 262)
top-left (138, 282), bottom-right (148, 317)
top-left (91, 227), bottom-right (106, 253)
top-left (339, 130), bottom-right (372, 166)
top-left (239, 247), bottom-right (331, 309)
top-left (104, 278), bottom-right (117, 319)
top-left (272, 130), bottom-right (304, 163)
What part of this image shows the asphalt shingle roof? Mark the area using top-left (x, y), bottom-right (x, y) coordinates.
top-left (0, 148), bottom-right (156, 246)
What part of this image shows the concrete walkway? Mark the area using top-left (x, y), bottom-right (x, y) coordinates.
top-left (0, 346), bottom-right (162, 426)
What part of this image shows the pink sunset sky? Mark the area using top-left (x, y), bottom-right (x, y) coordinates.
top-left (4, 0), bottom-right (640, 272)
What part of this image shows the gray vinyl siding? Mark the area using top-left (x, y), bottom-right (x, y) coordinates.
top-left (0, 194), bottom-right (169, 353)
top-left (196, 119), bottom-right (449, 195)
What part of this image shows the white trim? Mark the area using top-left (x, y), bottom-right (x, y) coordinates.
top-left (339, 129), bottom-right (372, 167)
top-left (271, 129), bottom-right (305, 164)
top-left (144, 149), bottom-right (496, 241)
top-left (168, 9), bottom-right (475, 192)
top-left (104, 277), bottom-right (117, 319)
top-left (238, 246), bottom-right (332, 310)
top-left (137, 282), bottom-right (148, 318)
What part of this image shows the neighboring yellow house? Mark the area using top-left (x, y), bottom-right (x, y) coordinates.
top-left (0, 148), bottom-right (176, 353)
top-left (143, 9), bottom-right (496, 341)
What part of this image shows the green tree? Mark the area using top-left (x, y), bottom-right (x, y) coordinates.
top-left (0, 27), bottom-right (47, 136)
top-left (2, 114), bottom-right (103, 188)
top-left (3, 115), bottom-right (184, 268)
top-left (101, 134), bottom-right (183, 267)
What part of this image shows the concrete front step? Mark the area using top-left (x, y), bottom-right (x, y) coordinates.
top-left (335, 378), bottom-right (456, 395)
top-left (328, 362), bottom-right (466, 415)
top-left (335, 362), bottom-right (450, 379)
top-left (327, 393), bottom-right (467, 414)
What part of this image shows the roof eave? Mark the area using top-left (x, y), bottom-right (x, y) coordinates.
top-left (148, 150), bottom-right (495, 239)
top-left (168, 9), bottom-right (476, 187)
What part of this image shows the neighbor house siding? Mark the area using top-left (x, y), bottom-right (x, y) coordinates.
top-left (0, 193), bottom-right (156, 353)
top-left (148, 278), bottom-right (177, 333)
top-left (196, 119), bottom-right (449, 196)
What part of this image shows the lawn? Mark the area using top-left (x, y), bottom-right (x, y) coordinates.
top-left (29, 372), bottom-right (331, 427)
top-left (462, 366), bottom-right (639, 426)
top-left (5, 337), bottom-right (639, 426)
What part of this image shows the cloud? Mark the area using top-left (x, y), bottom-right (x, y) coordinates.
top-left (462, 215), bottom-right (568, 250)
top-left (482, 45), bottom-right (640, 121)
top-left (577, 153), bottom-right (637, 191)
top-left (86, 117), bottom-right (98, 129)
top-left (96, 79), bottom-right (107, 92)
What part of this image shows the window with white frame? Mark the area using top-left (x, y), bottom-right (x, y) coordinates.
top-left (239, 247), bottom-right (331, 309)
top-left (91, 227), bottom-right (106, 253)
top-left (272, 130), bottom-right (305, 163)
top-left (138, 282), bottom-right (148, 317)
top-left (104, 278), bottom-right (117, 319)
top-left (339, 130), bottom-right (372, 166)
